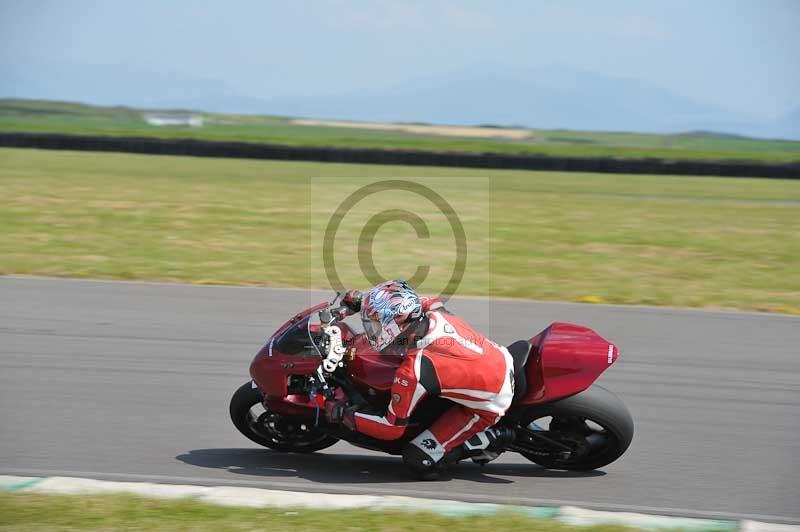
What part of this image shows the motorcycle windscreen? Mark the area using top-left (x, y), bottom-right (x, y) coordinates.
top-left (273, 316), bottom-right (319, 356)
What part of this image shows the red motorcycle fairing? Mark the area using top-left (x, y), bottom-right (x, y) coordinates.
top-left (346, 334), bottom-right (402, 392)
top-left (521, 322), bottom-right (619, 405)
top-left (249, 302), bottom-right (328, 416)
top-left (250, 303), bottom-right (401, 417)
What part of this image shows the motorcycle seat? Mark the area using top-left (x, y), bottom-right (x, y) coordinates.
top-left (506, 340), bottom-right (531, 402)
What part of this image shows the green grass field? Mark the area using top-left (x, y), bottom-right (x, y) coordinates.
top-left (0, 492), bottom-right (633, 532)
top-left (3, 98), bottom-right (800, 163)
top-left (1, 147), bottom-right (798, 313)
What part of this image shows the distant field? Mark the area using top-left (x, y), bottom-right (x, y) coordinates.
top-left (2, 148), bottom-right (798, 313)
top-left (3, 98), bottom-right (800, 163)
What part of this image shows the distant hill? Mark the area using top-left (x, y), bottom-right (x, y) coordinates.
top-left (263, 65), bottom-right (740, 134)
top-left (1, 62), bottom-right (798, 140)
top-left (249, 65), bottom-right (799, 140)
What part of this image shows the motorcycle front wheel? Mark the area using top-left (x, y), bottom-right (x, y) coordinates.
top-left (515, 385), bottom-right (634, 471)
top-left (229, 381), bottom-right (338, 453)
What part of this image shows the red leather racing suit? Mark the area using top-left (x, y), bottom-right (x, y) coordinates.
top-left (353, 307), bottom-right (514, 462)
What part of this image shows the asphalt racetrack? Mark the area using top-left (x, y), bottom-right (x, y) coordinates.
top-left (1, 277), bottom-right (798, 523)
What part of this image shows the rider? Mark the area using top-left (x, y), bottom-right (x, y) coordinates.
top-left (326, 279), bottom-right (515, 479)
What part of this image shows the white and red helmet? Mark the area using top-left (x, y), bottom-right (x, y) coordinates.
top-left (361, 280), bottom-right (423, 352)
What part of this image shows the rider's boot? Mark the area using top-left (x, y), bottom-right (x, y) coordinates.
top-left (402, 442), bottom-right (449, 480)
top-left (402, 429), bottom-right (464, 481)
top-left (402, 426), bottom-right (516, 479)
top-left (461, 425), bottom-right (515, 465)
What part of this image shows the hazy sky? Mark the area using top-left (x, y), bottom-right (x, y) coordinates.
top-left (2, 0), bottom-right (798, 120)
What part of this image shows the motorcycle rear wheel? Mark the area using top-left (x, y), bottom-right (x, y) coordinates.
top-left (517, 385), bottom-right (633, 471)
top-left (229, 381), bottom-right (338, 453)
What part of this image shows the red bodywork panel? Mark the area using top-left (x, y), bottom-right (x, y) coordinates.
top-left (249, 303), bottom-right (327, 417)
top-left (249, 303), bottom-right (397, 416)
top-left (520, 322), bottom-right (619, 404)
top-left (250, 303), bottom-right (618, 415)
top-left (346, 334), bottom-right (401, 392)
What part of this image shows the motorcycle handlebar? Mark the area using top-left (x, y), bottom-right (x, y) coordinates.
top-left (318, 305), bottom-right (353, 325)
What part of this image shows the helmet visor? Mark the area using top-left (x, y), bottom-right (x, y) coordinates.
top-left (363, 317), bottom-right (383, 346)
top-left (362, 317), bottom-right (400, 351)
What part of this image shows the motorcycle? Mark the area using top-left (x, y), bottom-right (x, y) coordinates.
top-left (230, 293), bottom-right (633, 473)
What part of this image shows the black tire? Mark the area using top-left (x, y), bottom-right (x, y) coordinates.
top-left (229, 381), bottom-right (338, 453)
top-left (518, 385), bottom-right (633, 471)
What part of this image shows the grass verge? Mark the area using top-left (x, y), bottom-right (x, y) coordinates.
top-left (0, 492), bottom-right (633, 532)
top-left (1, 148), bottom-right (798, 313)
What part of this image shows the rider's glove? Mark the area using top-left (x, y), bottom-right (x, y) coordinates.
top-left (341, 289), bottom-right (362, 315)
top-left (325, 400), bottom-right (357, 430)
